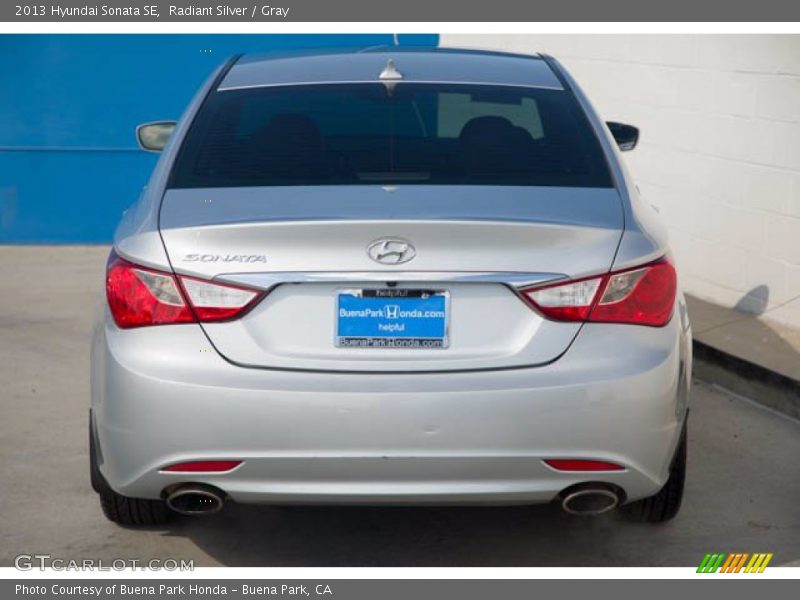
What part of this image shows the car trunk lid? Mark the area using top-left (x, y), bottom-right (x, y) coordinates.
top-left (159, 185), bottom-right (623, 372)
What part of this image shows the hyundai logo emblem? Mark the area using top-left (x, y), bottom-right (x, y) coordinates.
top-left (367, 238), bottom-right (416, 265)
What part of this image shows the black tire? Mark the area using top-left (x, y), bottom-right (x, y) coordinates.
top-left (622, 422), bottom-right (687, 523)
top-left (98, 483), bottom-right (171, 527)
top-left (90, 415), bottom-right (170, 526)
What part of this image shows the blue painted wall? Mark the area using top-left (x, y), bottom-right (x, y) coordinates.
top-left (0, 34), bottom-right (438, 243)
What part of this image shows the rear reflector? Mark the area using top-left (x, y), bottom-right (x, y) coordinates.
top-left (106, 251), bottom-right (263, 328)
top-left (544, 459), bottom-right (625, 472)
top-left (521, 257), bottom-right (677, 327)
top-left (161, 460), bottom-right (242, 473)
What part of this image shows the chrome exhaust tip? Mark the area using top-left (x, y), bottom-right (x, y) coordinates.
top-left (165, 485), bottom-right (225, 516)
top-left (561, 487), bottom-right (619, 516)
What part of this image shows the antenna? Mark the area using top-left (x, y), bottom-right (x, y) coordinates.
top-left (378, 58), bottom-right (403, 95)
top-left (379, 59), bottom-right (403, 81)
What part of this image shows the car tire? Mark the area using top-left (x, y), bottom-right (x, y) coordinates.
top-left (622, 421), bottom-right (687, 523)
top-left (90, 416), bottom-right (170, 526)
top-left (98, 484), bottom-right (171, 527)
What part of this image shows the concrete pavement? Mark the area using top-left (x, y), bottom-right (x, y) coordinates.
top-left (687, 295), bottom-right (799, 384)
top-left (1, 246), bottom-right (798, 567)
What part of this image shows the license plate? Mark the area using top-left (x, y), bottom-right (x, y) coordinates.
top-left (336, 289), bottom-right (449, 349)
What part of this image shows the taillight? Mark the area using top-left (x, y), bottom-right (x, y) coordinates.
top-left (106, 251), bottom-right (263, 328)
top-left (591, 259), bottom-right (677, 326)
top-left (180, 276), bottom-right (260, 321)
top-left (106, 255), bottom-right (194, 328)
top-left (522, 277), bottom-right (602, 322)
top-left (521, 257), bottom-right (677, 327)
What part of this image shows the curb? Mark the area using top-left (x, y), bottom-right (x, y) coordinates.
top-left (693, 341), bottom-right (800, 421)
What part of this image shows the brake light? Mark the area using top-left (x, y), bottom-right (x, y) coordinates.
top-left (106, 251), bottom-right (263, 328)
top-left (106, 255), bottom-right (194, 328)
top-left (591, 260), bottom-right (677, 326)
top-left (521, 257), bottom-right (677, 327)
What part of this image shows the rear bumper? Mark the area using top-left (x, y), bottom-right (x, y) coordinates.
top-left (90, 314), bottom-right (691, 505)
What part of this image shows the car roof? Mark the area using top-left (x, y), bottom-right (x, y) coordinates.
top-left (219, 47), bottom-right (564, 91)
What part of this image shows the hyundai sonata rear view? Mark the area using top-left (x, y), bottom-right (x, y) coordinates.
top-left (90, 48), bottom-right (692, 526)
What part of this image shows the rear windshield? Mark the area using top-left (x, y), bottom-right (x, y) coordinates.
top-left (169, 83), bottom-right (613, 188)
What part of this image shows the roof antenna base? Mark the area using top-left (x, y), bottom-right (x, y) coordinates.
top-left (379, 59), bottom-right (403, 81)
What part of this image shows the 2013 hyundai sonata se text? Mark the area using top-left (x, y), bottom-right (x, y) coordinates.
top-left (90, 48), bottom-right (692, 526)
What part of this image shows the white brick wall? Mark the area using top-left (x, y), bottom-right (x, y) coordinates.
top-left (441, 34), bottom-right (800, 329)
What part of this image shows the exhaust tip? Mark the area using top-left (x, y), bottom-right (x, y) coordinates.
top-left (166, 485), bottom-right (225, 516)
top-left (561, 486), bottom-right (620, 516)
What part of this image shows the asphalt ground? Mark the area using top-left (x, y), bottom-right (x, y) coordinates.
top-left (1, 245), bottom-right (798, 567)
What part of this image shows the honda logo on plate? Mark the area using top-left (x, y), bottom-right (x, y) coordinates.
top-left (366, 238), bottom-right (416, 265)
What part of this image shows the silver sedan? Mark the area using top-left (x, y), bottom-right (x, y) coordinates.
top-left (90, 47), bottom-right (692, 526)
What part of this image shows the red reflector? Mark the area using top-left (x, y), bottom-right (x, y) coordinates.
top-left (161, 461), bottom-right (242, 473)
top-left (544, 459), bottom-right (624, 472)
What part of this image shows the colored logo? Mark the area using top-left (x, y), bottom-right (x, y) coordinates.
top-left (697, 553), bottom-right (773, 573)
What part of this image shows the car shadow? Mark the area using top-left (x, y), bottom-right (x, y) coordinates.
top-left (159, 502), bottom-right (635, 566)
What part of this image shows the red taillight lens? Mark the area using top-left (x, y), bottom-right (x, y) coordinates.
top-left (106, 254), bottom-right (194, 328)
top-left (106, 252), bottom-right (262, 328)
top-left (521, 257), bottom-right (677, 327)
top-left (591, 259), bottom-right (677, 326)
top-left (522, 275), bottom-right (604, 322)
top-left (179, 275), bottom-right (261, 321)
top-left (543, 459), bottom-right (625, 472)
top-left (161, 460), bottom-right (242, 473)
